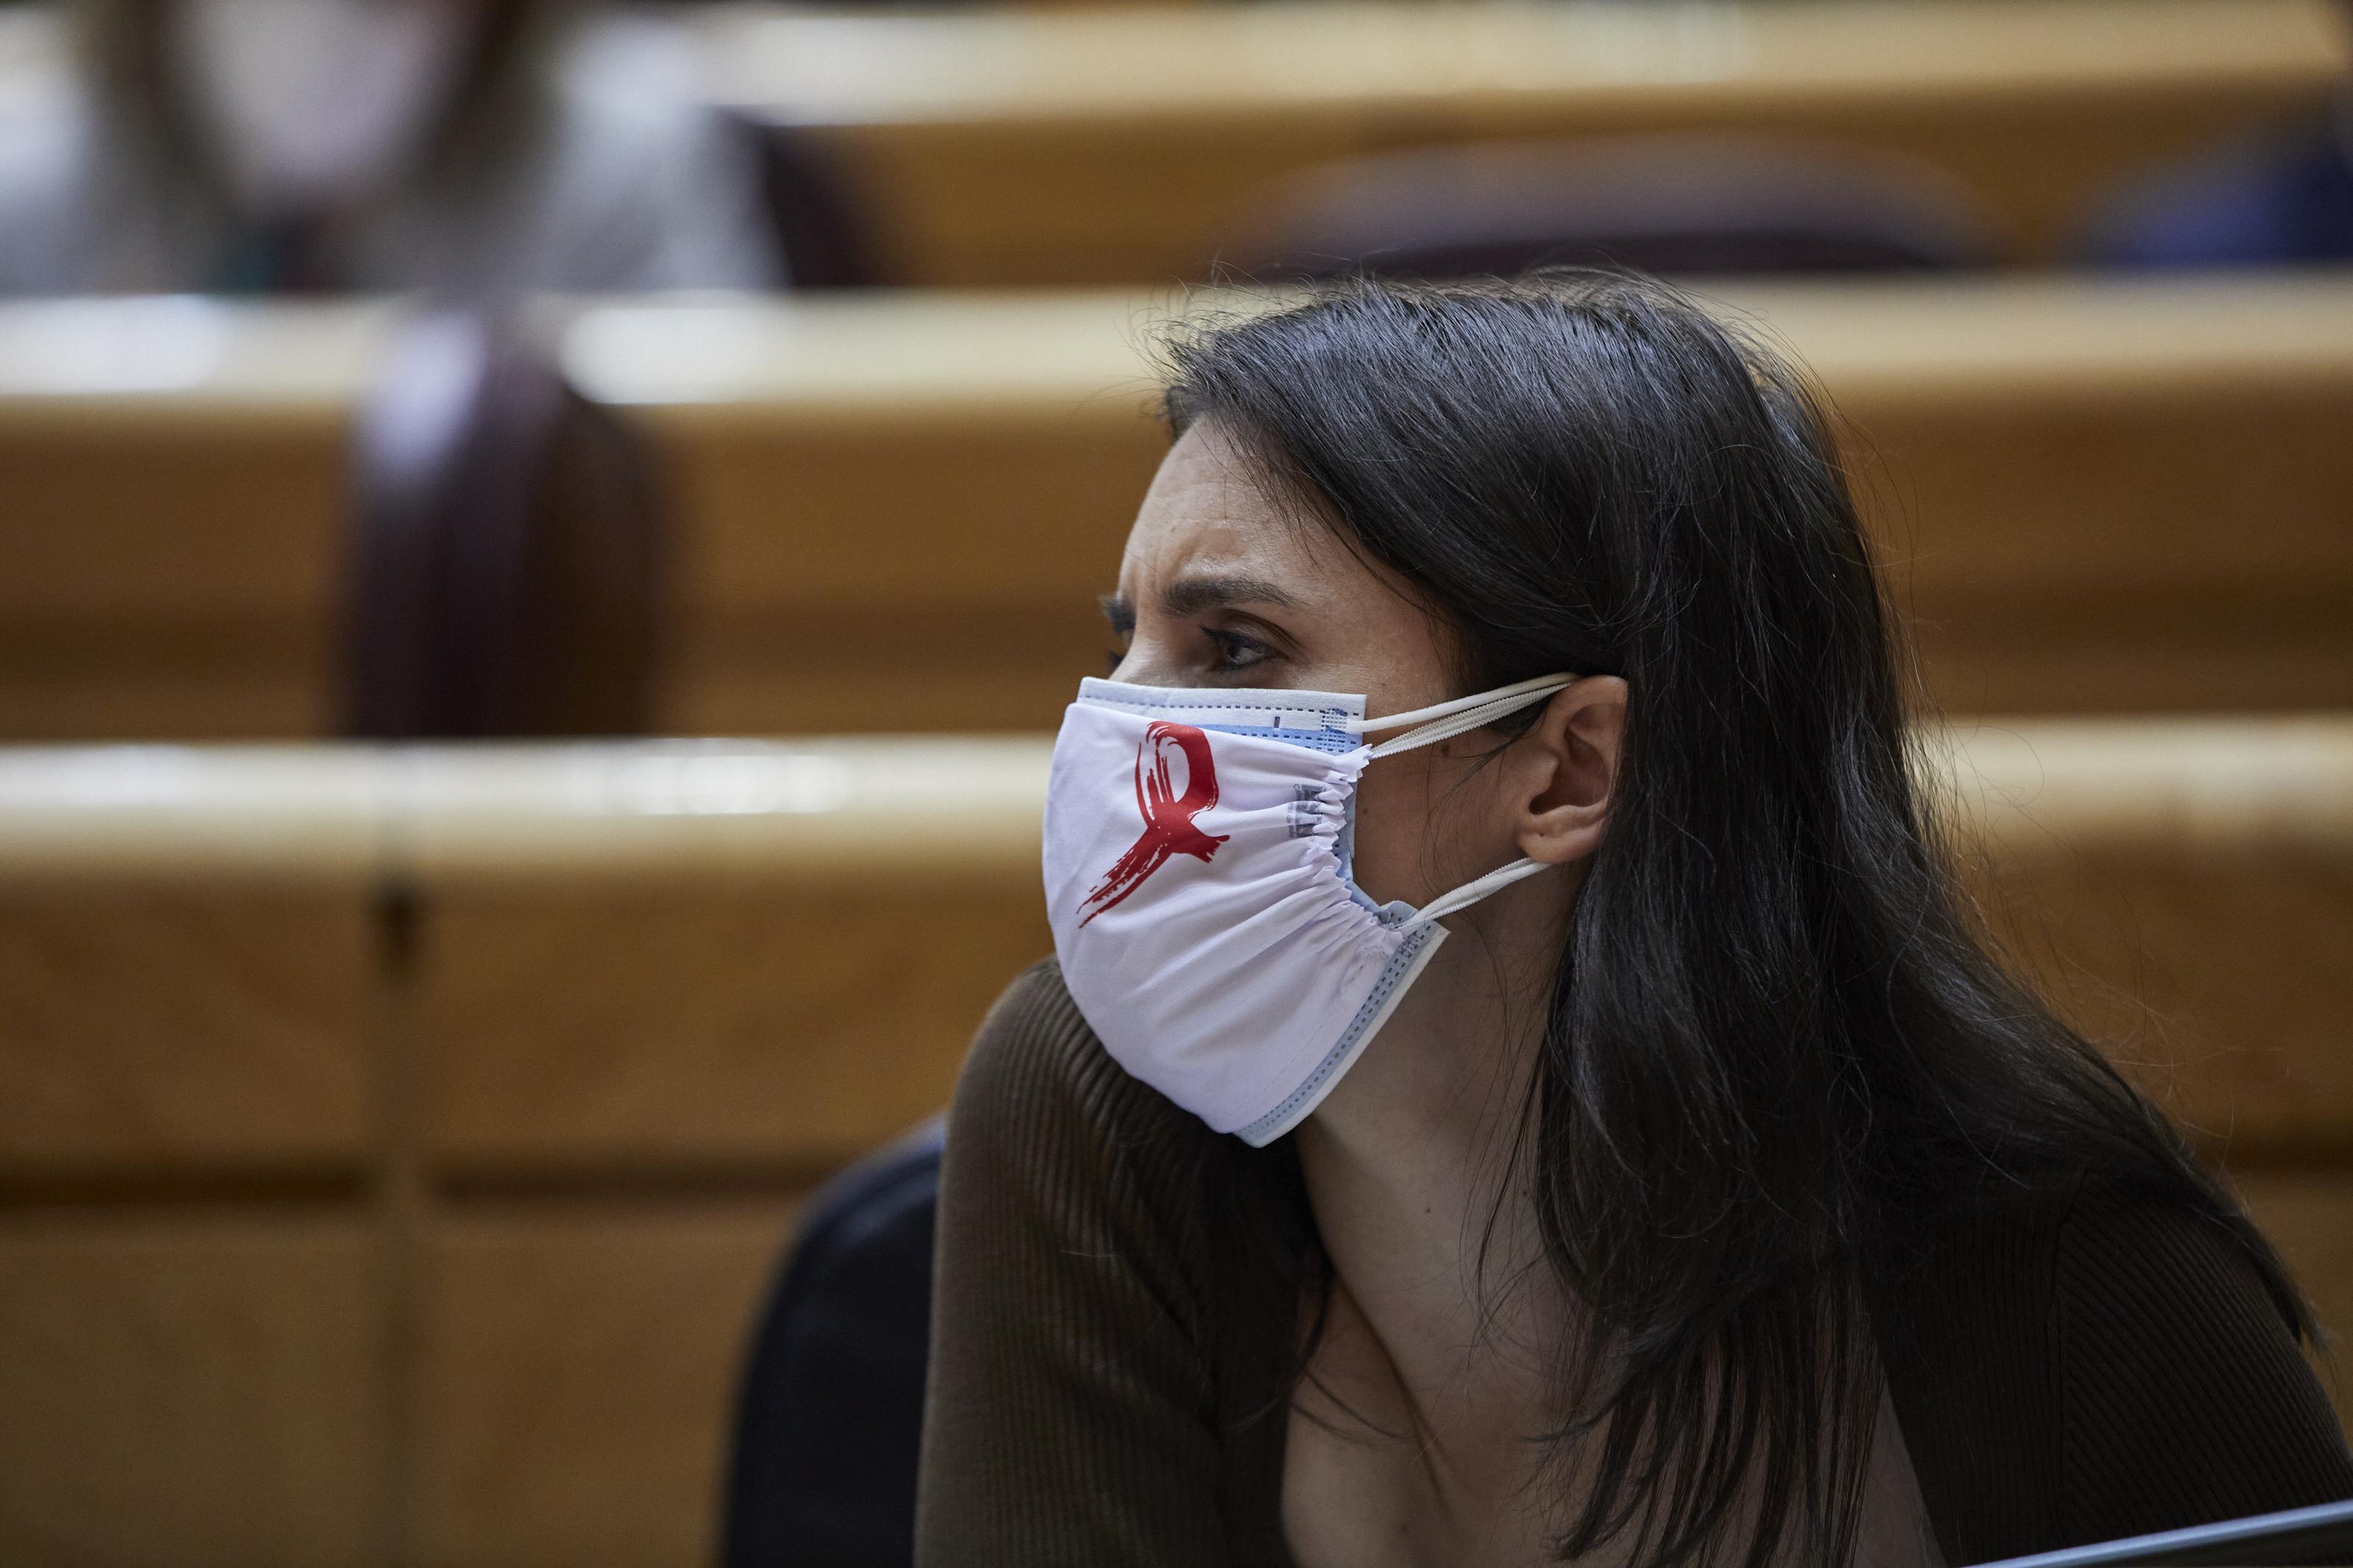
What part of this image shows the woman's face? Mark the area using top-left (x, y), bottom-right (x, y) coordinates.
top-left (168, 0), bottom-right (486, 212)
top-left (1104, 423), bottom-right (1533, 910)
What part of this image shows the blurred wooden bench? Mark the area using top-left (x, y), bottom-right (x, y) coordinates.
top-left (0, 745), bottom-right (385, 1567)
top-left (4, 276), bottom-right (2351, 738)
top-left (690, 0), bottom-right (2352, 284)
top-left (0, 300), bottom-right (385, 740)
top-left (1, 720), bottom-right (2350, 1564)
top-left (0, 737), bottom-right (1046, 1568)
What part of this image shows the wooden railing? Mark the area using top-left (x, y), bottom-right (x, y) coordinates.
top-left (5, 276), bottom-right (2351, 742)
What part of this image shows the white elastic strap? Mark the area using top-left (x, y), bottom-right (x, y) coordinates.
top-left (1399, 855), bottom-right (1555, 932)
top-left (1347, 671), bottom-right (1574, 736)
top-left (1354, 673), bottom-right (1577, 759)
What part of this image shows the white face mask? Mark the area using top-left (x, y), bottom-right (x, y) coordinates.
top-left (1043, 672), bottom-right (1576, 1145)
top-left (171, 0), bottom-right (473, 213)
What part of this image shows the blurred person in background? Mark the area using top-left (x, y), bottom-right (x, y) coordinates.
top-left (0, 0), bottom-right (782, 295)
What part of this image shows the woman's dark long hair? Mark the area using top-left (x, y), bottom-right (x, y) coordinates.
top-left (1159, 272), bottom-right (2312, 1568)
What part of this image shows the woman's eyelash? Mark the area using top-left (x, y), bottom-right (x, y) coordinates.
top-left (1204, 628), bottom-right (1274, 668)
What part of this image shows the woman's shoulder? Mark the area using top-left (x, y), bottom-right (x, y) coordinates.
top-left (957, 958), bottom-right (1100, 1096)
top-left (920, 963), bottom-right (1247, 1563)
top-left (1878, 1173), bottom-right (2307, 1345)
top-left (947, 959), bottom-right (1221, 1232)
top-left (957, 959), bottom-right (1183, 1131)
top-left (1874, 1174), bottom-right (2353, 1561)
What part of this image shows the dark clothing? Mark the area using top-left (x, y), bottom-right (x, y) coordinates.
top-left (918, 962), bottom-right (2353, 1567)
top-left (727, 1121), bottom-right (943, 1568)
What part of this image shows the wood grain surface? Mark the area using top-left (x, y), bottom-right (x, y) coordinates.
top-left (0, 890), bottom-right (376, 1177)
top-left (416, 885), bottom-right (1046, 1173)
top-left (410, 1200), bottom-right (799, 1568)
top-left (0, 1209), bottom-right (388, 1568)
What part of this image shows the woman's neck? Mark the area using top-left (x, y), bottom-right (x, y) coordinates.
top-left (1292, 869), bottom-right (1582, 1434)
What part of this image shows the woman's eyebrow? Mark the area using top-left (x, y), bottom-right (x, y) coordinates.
top-left (1160, 576), bottom-right (1299, 616)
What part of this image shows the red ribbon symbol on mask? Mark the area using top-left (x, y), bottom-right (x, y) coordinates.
top-left (1078, 720), bottom-right (1229, 925)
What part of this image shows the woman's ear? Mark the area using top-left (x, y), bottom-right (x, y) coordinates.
top-left (1515, 676), bottom-right (1627, 866)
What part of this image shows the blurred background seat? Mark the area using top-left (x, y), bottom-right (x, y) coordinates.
top-left (1224, 137), bottom-right (1998, 282)
top-left (343, 310), bottom-right (665, 740)
top-left (740, 118), bottom-right (893, 291)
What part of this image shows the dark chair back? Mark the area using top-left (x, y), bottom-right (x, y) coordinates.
top-left (342, 310), bottom-right (665, 739)
top-left (1226, 135), bottom-right (1998, 282)
top-left (740, 116), bottom-right (894, 290)
top-left (723, 1118), bottom-right (943, 1568)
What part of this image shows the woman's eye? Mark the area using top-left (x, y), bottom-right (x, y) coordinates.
top-left (1204, 628), bottom-right (1273, 672)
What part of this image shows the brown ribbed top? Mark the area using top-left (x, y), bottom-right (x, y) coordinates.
top-left (915, 962), bottom-right (2353, 1567)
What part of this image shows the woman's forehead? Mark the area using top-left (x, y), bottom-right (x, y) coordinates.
top-left (1120, 428), bottom-right (1343, 594)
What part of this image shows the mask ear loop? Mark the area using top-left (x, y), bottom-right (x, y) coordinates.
top-left (1342, 673), bottom-right (1582, 931)
top-left (1349, 673), bottom-right (1579, 759)
top-left (1399, 856), bottom-right (1557, 931)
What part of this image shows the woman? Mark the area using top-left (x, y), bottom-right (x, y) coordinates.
top-left (0, 0), bottom-right (777, 296)
top-left (915, 274), bottom-right (2353, 1567)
